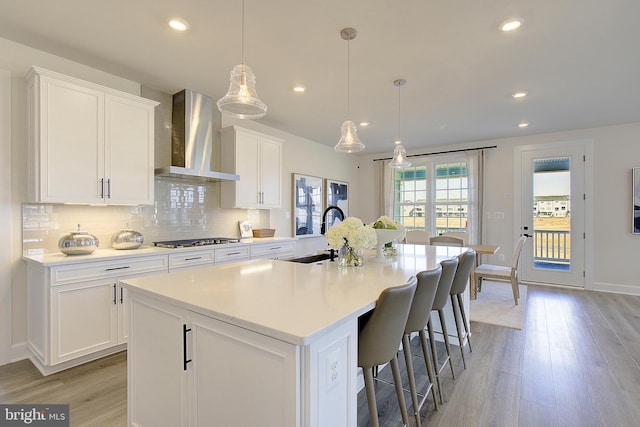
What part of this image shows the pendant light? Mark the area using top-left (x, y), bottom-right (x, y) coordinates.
top-left (388, 79), bottom-right (411, 168)
top-left (334, 27), bottom-right (365, 153)
top-left (217, 0), bottom-right (267, 119)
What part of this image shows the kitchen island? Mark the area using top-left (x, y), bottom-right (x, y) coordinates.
top-left (122, 244), bottom-right (467, 427)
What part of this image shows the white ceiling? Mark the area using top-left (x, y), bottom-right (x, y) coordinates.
top-left (1, 0), bottom-right (639, 155)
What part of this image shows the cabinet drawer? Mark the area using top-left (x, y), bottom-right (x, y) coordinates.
top-left (250, 241), bottom-right (296, 259)
top-left (215, 245), bottom-right (250, 263)
top-left (51, 255), bottom-right (168, 285)
top-left (169, 250), bottom-right (215, 270)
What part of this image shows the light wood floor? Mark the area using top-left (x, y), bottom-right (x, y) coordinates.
top-left (1, 284), bottom-right (640, 427)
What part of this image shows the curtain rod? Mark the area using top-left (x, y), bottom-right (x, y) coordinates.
top-left (373, 144), bottom-right (497, 162)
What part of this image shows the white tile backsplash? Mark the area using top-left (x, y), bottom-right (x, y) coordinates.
top-left (23, 178), bottom-right (270, 254)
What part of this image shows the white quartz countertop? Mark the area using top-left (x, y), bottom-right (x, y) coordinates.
top-left (22, 237), bottom-right (295, 266)
top-left (121, 244), bottom-right (466, 346)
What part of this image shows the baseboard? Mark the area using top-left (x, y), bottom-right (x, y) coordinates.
top-left (590, 281), bottom-right (640, 296)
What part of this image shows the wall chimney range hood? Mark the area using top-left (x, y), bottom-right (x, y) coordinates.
top-left (155, 89), bottom-right (239, 182)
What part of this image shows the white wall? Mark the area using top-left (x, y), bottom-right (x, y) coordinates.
top-left (359, 123), bottom-right (640, 295)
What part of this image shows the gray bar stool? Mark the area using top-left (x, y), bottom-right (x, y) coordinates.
top-left (427, 257), bottom-right (459, 404)
top-left (402, 266), bottom-right (442, 426)
top-left (449, 250), bottom-right (476, 369)
top-left (358, 279), bottom-right (417, 427)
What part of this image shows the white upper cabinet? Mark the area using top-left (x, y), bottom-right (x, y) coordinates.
top-left (220, 126), bottom-right (282, 209)
top-left (26, 66), bottom-right (158, 205)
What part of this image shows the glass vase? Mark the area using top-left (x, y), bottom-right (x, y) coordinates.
top-left (338, 244), bottom-right (364, 267)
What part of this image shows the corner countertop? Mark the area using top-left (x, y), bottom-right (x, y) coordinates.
top-left (121, 244), bottom-right (466, 346)
top-left (23, 237), bottom-right (296, 267)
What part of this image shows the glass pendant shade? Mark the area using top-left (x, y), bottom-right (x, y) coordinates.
top-left (335, 120), bottom-right (365, 153)
top-left (217, 64), bottom-right (267, 119)
top-left (389, 141), bottom-right (411, 168)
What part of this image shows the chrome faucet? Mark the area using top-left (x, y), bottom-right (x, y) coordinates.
top-left (321, 205), bottom-right (345, 235)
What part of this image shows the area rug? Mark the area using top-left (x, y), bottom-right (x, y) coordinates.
top-left (470, 280), bottom-right (527, 330)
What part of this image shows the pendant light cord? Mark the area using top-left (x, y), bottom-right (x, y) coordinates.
top-left (347, 38), bottom-right (350, 117)
top-left (241, 0), bottom-right (245, 64)
top-left (397, 82), bottom-right (401, 142)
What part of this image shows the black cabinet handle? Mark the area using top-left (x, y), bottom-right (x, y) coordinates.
top-left (270, 247), bottom-right (282, 250)
top-left (183, 324), bottom-right (192, 371)
top-left (107, 178), bottom-right (111, 199)
top-left (112, 284), bottom-right (117, 305)
top-left (185, 257), bottom-right (202, 261)
top-left (225, 252), bottom-right (241, 256)
top-left (100, 178), bottom-right (105, 199)
top-left (105, 266), bottom-right (131, 271)
top-left (120, 287), bottom-right (124, 304)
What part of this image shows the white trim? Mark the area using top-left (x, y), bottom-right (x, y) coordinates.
top-left (0, 69), bottom-right (12, 366)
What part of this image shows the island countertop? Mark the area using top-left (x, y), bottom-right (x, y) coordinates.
top-left (121, 244), bottom-right (465, 345)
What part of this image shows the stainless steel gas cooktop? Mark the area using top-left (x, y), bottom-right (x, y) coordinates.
top-left (153, 238), bottom-right (240, 248)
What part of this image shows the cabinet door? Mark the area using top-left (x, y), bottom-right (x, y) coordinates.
top-left (50, 280), bottom-right (117, 364)
top-left (39, 76), bottom-right (104, 203)
top-left (188, 312), bottom-right (298, 427)
top-left (105, 95), bottom-right (155, 205)
top-left (235, 130), bottom-right (261, 207)
top-left (259, 136), bottom-right (282, 208)
top-left (128, 295), bottom-right (188, 427)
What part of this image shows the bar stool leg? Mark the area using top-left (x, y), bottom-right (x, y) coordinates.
top-left (427, 320), bottom-right (444, 404)
top-left (390, 355), bottom-right (410, 426)
top-left (418, 329), bottom-right (439, 410)
top-left (457, 293), bottom-right (472, 352)
top-left (438, 309), bottom-right (456, 379)
top-left (402, 335), bottom-right (422, 426)
top-left (450, 294), bottom-right (467, 369)
top-left (363, 367), bottom-right (380, 427)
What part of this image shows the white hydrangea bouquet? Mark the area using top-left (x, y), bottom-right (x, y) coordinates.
top-left (325, 217), bottom-right (377, 266)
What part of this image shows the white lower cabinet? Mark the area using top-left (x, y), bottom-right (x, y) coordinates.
top-left (26, 254), bottom-right (168, 375)
top-left (128, 294), bottom-right (298, 427)
top-left (250, 241), bottom-right (296, 260)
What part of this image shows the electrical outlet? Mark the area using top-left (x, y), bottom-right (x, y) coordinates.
top-left (499, 254), bottom-right (505, 262)
top-left (326, 349), bottom-right (341, 390)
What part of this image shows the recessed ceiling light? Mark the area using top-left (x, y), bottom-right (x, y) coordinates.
top-left (518, 122), bottom-right (530, 128)
top-left (512, 91), bottom-right (528, 99)
top-left (169, 19), bottom-right (189, 32)
top-left (499, 18), bottom-right (523, 32)
top-left (293, 85), bottom-right (305, 93)
top-left (359, 121), bottom-right (370, 127)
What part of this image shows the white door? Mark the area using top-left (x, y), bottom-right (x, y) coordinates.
top-left (516, 144), bottom-right (585, 287)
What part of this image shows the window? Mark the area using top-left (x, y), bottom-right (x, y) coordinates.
top-left (392, 160), bottom-right (469, 235)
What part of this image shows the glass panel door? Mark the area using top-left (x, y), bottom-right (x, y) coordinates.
top-left (518, 146), bottom-right (585, 287)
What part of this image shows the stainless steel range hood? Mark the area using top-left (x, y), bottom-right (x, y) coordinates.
top-left (155, 89), bottom-right (239, 181)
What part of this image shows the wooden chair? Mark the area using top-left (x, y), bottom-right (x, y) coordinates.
top-left (405, 230), bottom-right (430, 244)
top-left (430, 235), bottom-right (464, 247)
top-left (358, 279), bottom-right (417, 427)
top-left (474, 236), bottom-right (527, 305)
top-left (441, 231), bottom-right (469, 246)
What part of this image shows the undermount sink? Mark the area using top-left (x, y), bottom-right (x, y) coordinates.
top-left (286, 253), bottom-right (333, 264)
